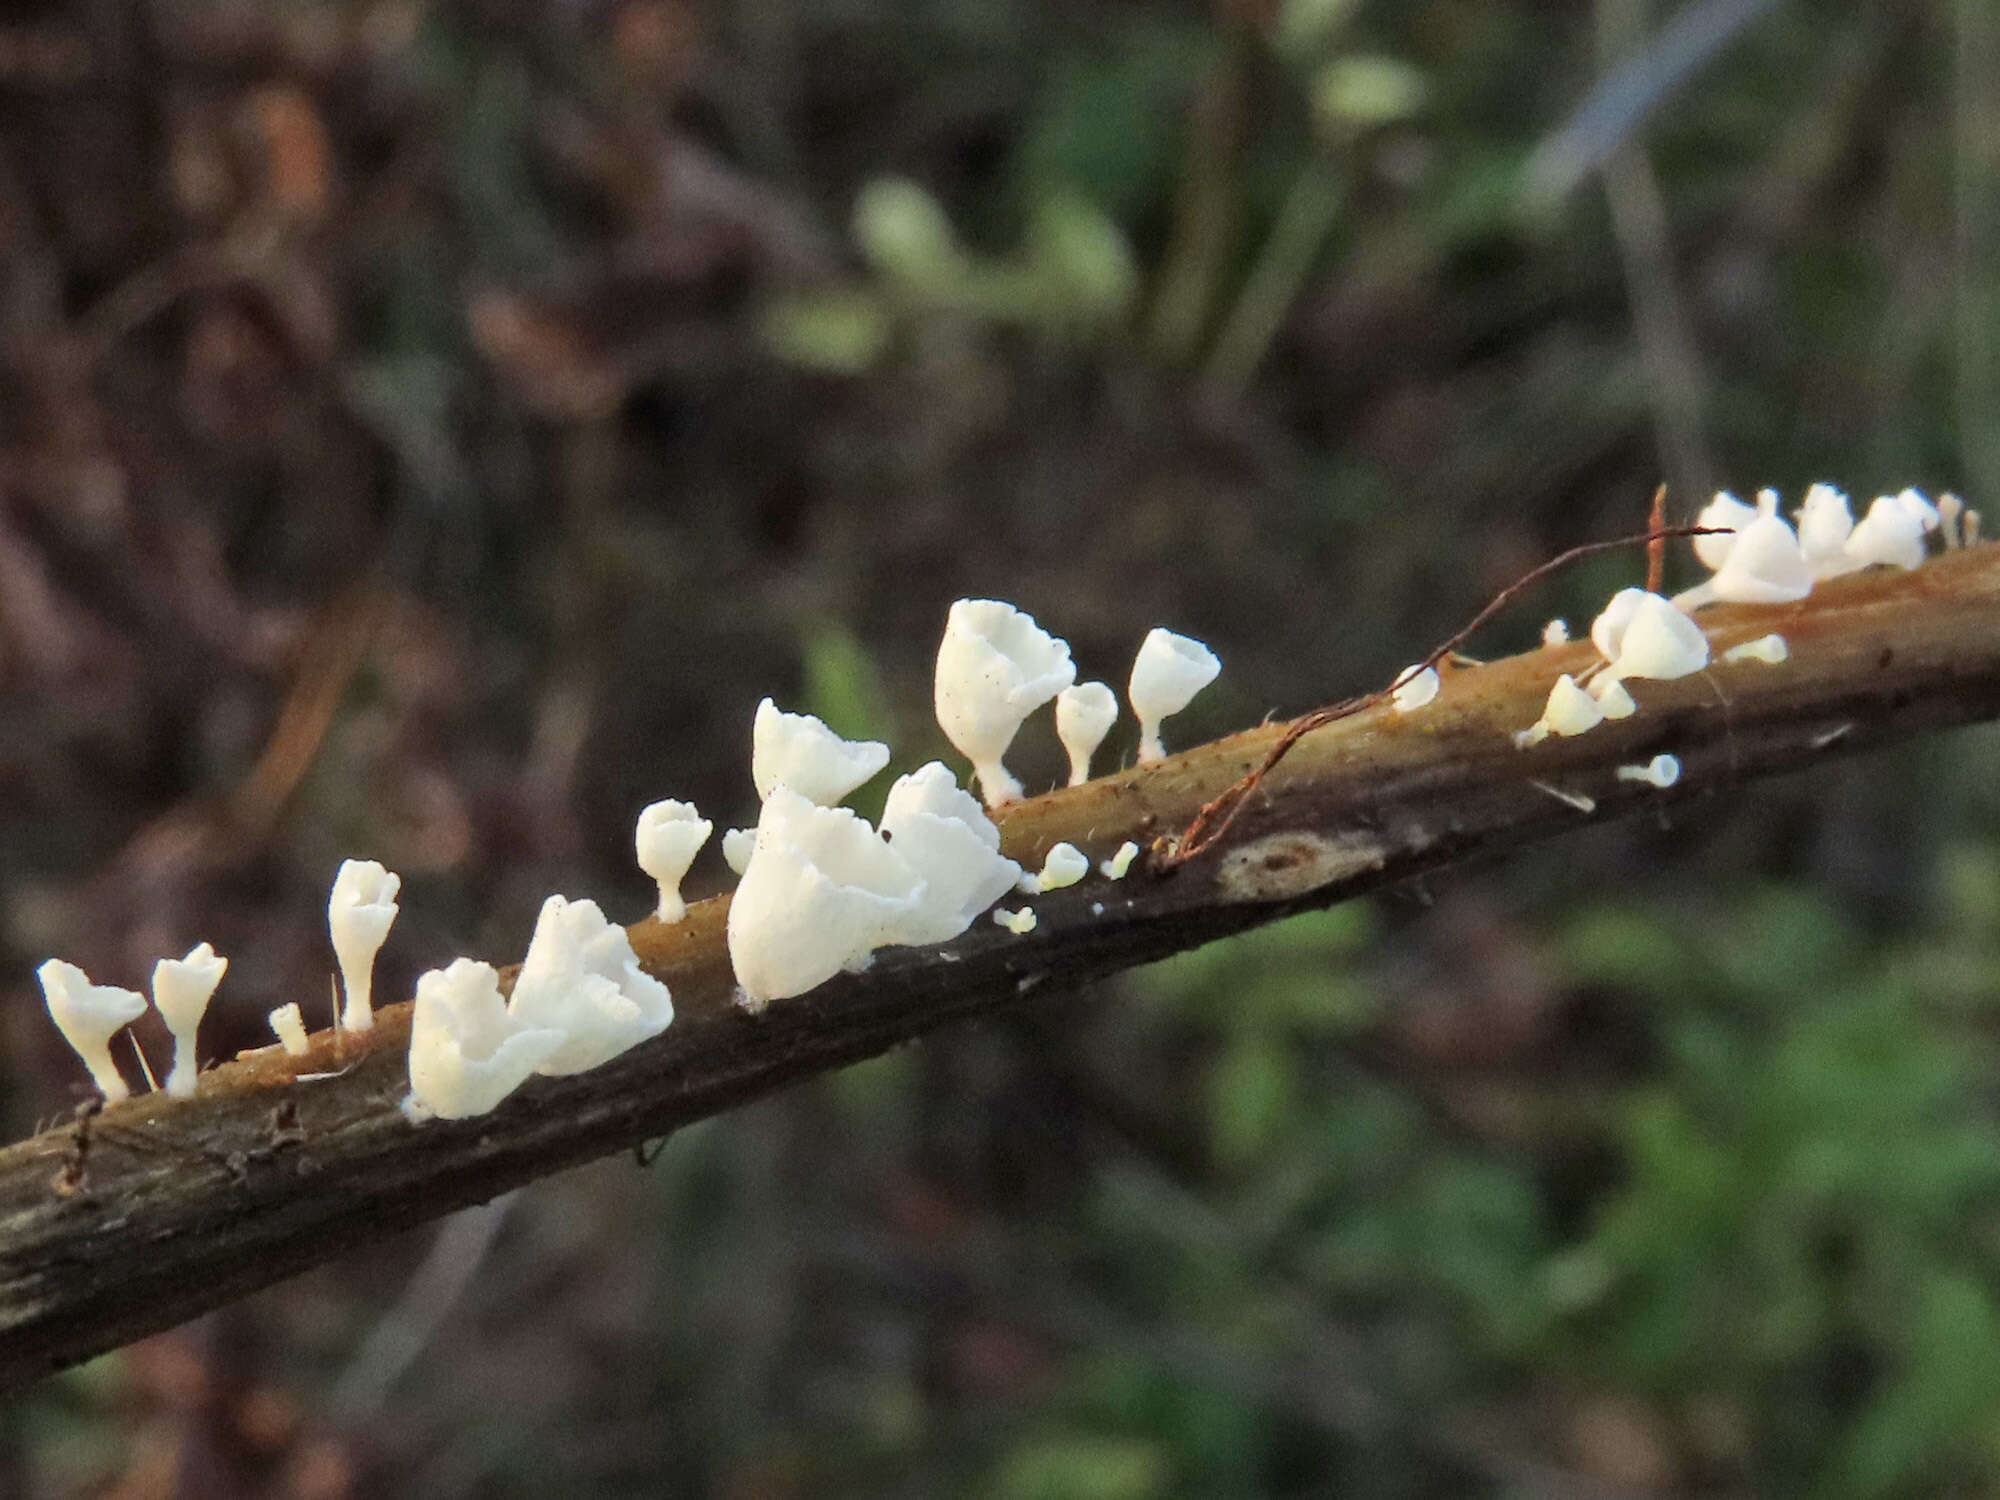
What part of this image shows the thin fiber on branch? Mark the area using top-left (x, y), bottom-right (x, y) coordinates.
top-left (4, 547), bottom-right (2000, 1392)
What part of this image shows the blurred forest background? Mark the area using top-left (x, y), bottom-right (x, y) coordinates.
top-left (5, 0), bottom-right (2000, 1495)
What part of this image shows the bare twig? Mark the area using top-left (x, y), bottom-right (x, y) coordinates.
top-left (3, 548), bottom-right (2000, 1391)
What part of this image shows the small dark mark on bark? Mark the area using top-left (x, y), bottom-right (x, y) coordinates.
top-left (1879, 646), bottom-right (1895, 668)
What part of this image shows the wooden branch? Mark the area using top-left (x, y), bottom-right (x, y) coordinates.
top-left (6, 548), bottom-right (2000, 1392)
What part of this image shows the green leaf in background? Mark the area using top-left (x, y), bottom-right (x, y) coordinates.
top-left (760, 290), bottom-right (894, 374)
top-left (1207, 1030), bottom-right (1299, 1170)
top-left (989, 1433), bottom-right (1169, 1500)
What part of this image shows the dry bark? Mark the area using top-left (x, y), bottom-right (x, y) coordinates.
top-left (4, 548), bottom-right (2000, 1392)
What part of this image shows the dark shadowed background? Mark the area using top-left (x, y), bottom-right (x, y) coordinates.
top-left (5, 0), bottom-right (2000, 1495)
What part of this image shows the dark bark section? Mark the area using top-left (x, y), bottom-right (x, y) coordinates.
top-left (5, 549), bottom-right (2000, 1391)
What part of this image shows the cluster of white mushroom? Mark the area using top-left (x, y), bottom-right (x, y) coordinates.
top-left (35, 944), bottom-right (228, 1104)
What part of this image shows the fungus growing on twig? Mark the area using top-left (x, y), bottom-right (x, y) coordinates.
top-left (268, 1003), bottom-right (310, 1057)
top-left (1796, 484), bottom-right (1854, 566)
top-left (408, 959), bottom-right (566, 1121)
top-left (329, 859), bottom-right (400, 1032)
top-left (1723, 633), bottom-right (1789, 665)
top-left (1101, 841), bottom-right (1140, 880)
top-left (1592, 590), bottom-right (1708, 681)
top-left (1692, 491), bottom-right (1757, 570)
top-left (1842, 496), bottom-right (1930, 572)
top-left (1591, 676), bottom-right (1637, 719)
top-left (1542, 620), bottom-right (1569, 647)
top-left (152, 943), bottom-right (227, 1099)
top-left (1019, 842), bottom-right (1090, 895)
top-left (1515, 674), bottom-right (1605, 748)
top-left (37, 960), bottom-right (147, 1104)
top-left (506, 896), bottom-right (675, 1075)
top-left (751, 699), bottom-right (891, 806)
top-left (727, 788), bottom-right (927, 1004)
top-left (992, 907), bottom-right (1038, 935)
top-left (934, 599), bottom-right (1076, 807)
top-left (1128, 628), bottom-right (1220, 763)
top-left (1055, 682), bottom-right (1118, 786)
top-left (877, 762), bottom-right (1020, 945)
top-left (722, 828), bottom-right (754, 875)
top-left (1390, 664), bottom-right (1439, 714)
top-left (635, 800), bottom-right (712, 923)
top-left (1696, 515), bottom-right (1813, 606)
top-left (1616, 754), bottom-right (1681, 789)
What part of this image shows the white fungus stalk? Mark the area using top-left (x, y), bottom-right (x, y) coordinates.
top-left (722, 828), bottom-right (755, 875)
top-left (268, 1003), bottom-right (311, 1057)
top-left (37, 960), bottom-right (147, 1103)
top-left (1128, 628), bottom-right (1221, 763)
top-left (1542, 620), bottom-right (1569, 647)
top-left (329, 858), bottom-right (400, 1032)
top-left (751, 698), bottom-right (891, 806)
top-left (1515, 674), bottom-right (1605, 748)
top-left (1939, 493), bottom-right (1965, 549)
top-left (1055, 682), bottom-right (1119, 786)
top-left (408, 959), bottom-right (567, 1120)
top-left (1723, 633), bottom-right (1789, 665)
top-left (1019, 842), bottom-right (1091, 895)
top-left (877, 762), bottom-right (1021, 945)
top-left (1101, 841), bottom-right (1140, 879)
top-left (1390, 664), bottom-right (1439, 714)
top-left (992, 907), bottom-right (1038, 935)
top-left (152, 942), bottom-right (228, 1099)
top-left (728, 787), bottom-right (927, 1005)
top-left (934, 599), bottom-right (1076, 807)
top-left (635, 799), bottom-right (712, 923)
top-left (506, 895), bottom-right (676, 1075)
top-left (1616, 754), bottom-right (1682, 789)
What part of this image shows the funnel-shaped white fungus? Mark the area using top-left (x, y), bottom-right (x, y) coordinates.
top-left (507, 895), bottom-right (676, 1075)
top-left (722, 827), bottom-right (754, 875)
top-left (1705, 515), bottom-right (1813, 605)
top-left (329, 859), bottom-right (400, 1032)
top-left (1055, 682), bottom-right (1118, 786)
top-left (1616, 754), bottom-right (1681, 788)
top-left (269, 1002), bottom-right (310, 1057)
top-left (1591, 676), bottom-right (1637, 719)
top-left (1515, 674), bottom-right (1605, 748)
top-left (1723, 633), bottom-right (1789, 665)
top-left (877, 762), bottom-right (1020, 944)
top-left (1843, 496), bottom-right (1929, 571)
top-left (751, 698), bottom-right (891, 806)
top-left (37, 959), bottom-right (147, 1103)
top-left (992, 907), bottom-right (1038, 935)
top-left (1895, 488), bottom-right (1941, 532)
top-left (152, 942), bottom-right (227, 1099)
top-left (1542, 620), bottom-right (1569, 647)
top-left (1796, 484), bottom-right (1853, 563)
top-left (408, 958), bottom-right (567, 1120)
top-left (1020, 842), bottom-right (1090, 895)
top-left (1596, 592), bottom-right (1708, 681)
top-left (1101, 841), bottom-right (1140, 879)
top-left (1129, 628), bottom-right (1221, 763)
top-left (1391, 664), bottom-right (1439, 714)
top-left (728, 787), bottom-right (927, 1004)
top-left (635, 799), bottom-right (712, 923)
top-left (1693, 491), bottom-right (1757, 570)
top-left (935, 599), bottom-right (1076, 807)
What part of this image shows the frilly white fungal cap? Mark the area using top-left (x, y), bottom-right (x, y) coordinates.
top-left (1844, 496), bottom-right (1929, 571)
top-left (992, 907), bottom-right (1038, 935)
top-left (751, 698), bottom-right (891, 806)
top-left (1591, 676), bottom-right (1637, 719)
top-left (1693, 491), bottom-right (1758, 570)
top-left (1589, 588), bottom-right (1649, 660)
top-left (37, 959), bottom-right (147, 1103)
top-left (329, 858), bottom-right (400, 1032)
top-left (935, 599), bottom-right (1076, 807)
top-left (408, 958), bottom-right (567, 1120)
top-left (1616, 754), bottom-right (1681, 788)
top-left (1101, 841), bottom-right (1140, 879)
top-left (1894, 488), bottom-right (1941, 532)
top-left (1391, 664), bottom-right (1439, 714)
top-left (268, 1002), bottom-right (310, 1057)
top-left (1603, 593), bottom-right (1709, 681)
top-left (153, 942), bottom-right (227, 1099)
top-left (1019, 842), bottom-right (1090, 895)
top-left (728, 787), bottom-right (927, 1004)
top-left (1707, 515), bottom-right (1813, 604)
top-left (878, 762), bottom-right (1021, 945)
top-left (1055, 681), bottom-right (1119, 786)
top-left (1796, 484), bottom-right (1854, 561)
top-left (1129, 628), bottom-right (1220, 763)
top-left (635, 799), bottom-right (712, 923)
top-left (1723, 633), bottom-right (1789, 665)
top-left (722, 828), bottom-right (754, 875)
top-left (507, 895), bottom-right (676, 1075)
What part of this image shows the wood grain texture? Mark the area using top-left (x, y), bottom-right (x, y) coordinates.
top-left (5, 547), bottom-right (2000, 1391)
